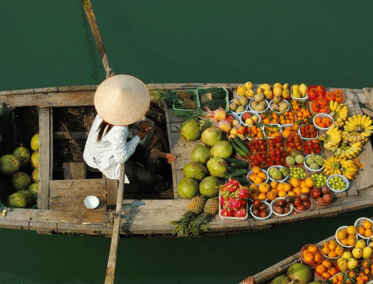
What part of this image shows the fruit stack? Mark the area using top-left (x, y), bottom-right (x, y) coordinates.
top-left (219, 179), bottom-right (249, 219)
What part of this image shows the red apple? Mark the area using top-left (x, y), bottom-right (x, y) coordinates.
top-left (311, 188), bottom-right (321, 199)
top-left (242, 112), bottom-right (252, 121)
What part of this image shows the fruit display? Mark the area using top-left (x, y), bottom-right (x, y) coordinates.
top-left (321, 240), bottom-right (344, 259)
top-left (248, 152), bottom-right (267, 168)
top-left (355, 218), bottom-right (373, 239)
top-left (292, 194), bottom-right (313, 212)
top-left (289, 166), bottom-right (307, 179)
top-left (268, 166), bottom-right (289, 181)
top-left (303, 140), bottom-right (322, 154)
top-left (336, 225), bottom-right (357, 247)
top-left (291, 100), bottom-right (312, 123)
top-left (270, 98), bottom-right (290, 114)
top-left (247, 166), bottom-right (268, 185)
top-left (285, 134), bottom-right (303, 152)
top-left (241, 111), bottom-right (260, 126)
top-left (314, 114), bottom-right (334, 130)
top-left (329, 101), bottom-right (348, 127)
top-left (299, 124), bottom-right (318, 139)
top-left (267, 150), bottom-right (287, 166)
top-left (264, 125), bottom-right (282, 138)
top-left (304, 154), bottom-right (325, 171)
top-left (314, 259), bottom-right (339, 281)
top-left (229, 97), bottom-right (249, 113)
top-left (267, 137), bottom-right (285, 151)
top-left (246, 125), bottom-right (265, 139)
top-left (333, 141), bottom-right (363, 159)
top-left (250, 200), bottom-right (272, 219)
top-left (219, 179), bottom-right (249, 219)
top-left (327, 175), bottom-right (347, 191)
top-left (250, 94), bottom-right (268, 112)
top-left (342, 114), bottom-right (373, 144)
top-left (311, 186), bottom-right (333, 206)
top-left (301, 244), bottom-right (324, 266)
top-left (323, 156), bottom-right (360, 180)
top-left (248, 139), bottom-right (267, 153)
top-left (310, 173), bottom-right (327, 187)
top-left (271, 197), bottom-right (293, 216)
top-left (292, 84), bottom-right (308, 99)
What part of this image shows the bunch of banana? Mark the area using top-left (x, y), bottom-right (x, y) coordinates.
top-left (342, 114), bottom-right (373, 144)
top-left (333, 141), bottom-right (362, 159)
top-left (320, 123), bottom-right (342, 150)
top-left (329, 101), bottom-right (348, 127)
top-left (324, 156), bottom-right (359, 180)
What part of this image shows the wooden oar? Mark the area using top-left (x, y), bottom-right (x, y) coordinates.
top-left (104, 164), bottom-right (125, 284)
top-left (81, 0), bottom-right (114, 78)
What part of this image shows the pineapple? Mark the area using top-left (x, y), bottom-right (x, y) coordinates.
top-left (187, 195), bottom-right (206, 214)
top-left (189, 197), bottom-right (219, 236)
top-left (203, 197), bottom-right (219, 215)
top-left (176, 90), bottom-right (192, 100)
top-left (181, 98), bottom-right (197, 110)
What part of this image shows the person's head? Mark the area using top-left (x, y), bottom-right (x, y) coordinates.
top-left (93, 74), bottom-right (150, 141)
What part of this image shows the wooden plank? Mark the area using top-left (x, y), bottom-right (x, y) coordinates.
top-left (31, 209), bottom-right (108, 224)
top-left (38, 107), bottom-right (52, 210)
top-left (0, 92), bottom-right (94, 107)
top-left (49, 179), bottom-right (105, 197)
top-left (49, 195), bottom-right (106, 211)
top-left (29, 221), bottom-right (58, 232)
top-left (173, 169), bottom-right (183, 199)
top-left (57, 223), bottom-right (101, 235)
top-left (0, 220), bottom-right (30, 230)
top-left (63, 162), bottom-right (87, 179)
top-left (170, 122), bottom-right (183, 133)
top-left (105, 177), bottom-right (118, 206)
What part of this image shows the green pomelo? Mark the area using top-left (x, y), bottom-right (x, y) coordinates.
top-left (177, 177), bottom-right (199, 199)
top-left (0, 154), bottom-right (20, 175)
top-left (31, 133), bottom-right (39, 151)
top-left (211, 141), bottom-right (233, 158)
top-left (201, 127), bottom-right (222, 147)
top-left (13, 146), bottom-right (31, 167)
top-left (206, 157), bottom-right (229, 178)
top-left (17, 189), bottom-right (35, 206)
top-left (7, 192), bottom-right (28, 208)
top-left (190, 144), bottom-right (211, 164)
top-left (199, 176), bottom-right (219, 197)
top-left (270, 275), bottom-right (289, 284)
top-left (287, 263), bottom-right (312, 284)
top-left (183, 162), bottom-right (208, 181)
top-left (32, 168), bottom-right (39, 183)
top-left (28, 183), bottom-right (38, 198)
top-left (12, 172), bottom-right (32, 191)
top-left (31, 151), bottom-right (39, 168)
top-left (180, 119), bottom-right (201, 141)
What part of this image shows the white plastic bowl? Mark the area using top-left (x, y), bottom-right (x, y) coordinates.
top-left (270, 197), bottom-right (294, 217)
top-left (303, 154), bottom-right (325, 172)
top-left (240, 111), bottom-right (261, 126)
top-left (298, 125), bottom-right (319, 140)
top-left (250, 201), bottom-right (273, 220)
top-left (327, 174), bottom-right (349, 193)
top-left (354, 217), bottom-right (373, 239)
top-left (267, 165), bottom-right (289, 182)
top-left (313, 113), bottom-right (335, 131)
top-left (335, 225), bottom-right (357, 248)
top-left (84, 196), bottom-right (99, 209)
top-left (229, 99), bottom-right (249, 115)
top-left (269, 99), bottom-right (290, 114)
top-left (246, 169), bottom-right (269, 185)
top-left (248, 99), bottom-right (269, 113)
top-left (290, 89), bottom-right (308, 102)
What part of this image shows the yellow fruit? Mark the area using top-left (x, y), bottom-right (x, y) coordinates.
top-left (357, 226), bottom-right (365, 235)
top-left (328, 242), bottom-right (337, 251)
top-left (328, 251), bottom-right (337, 258)
top-left (290, 178), bottom-right (301, 187)
top-left (301, 186), bottom-right (310, 194)
top-left (337, 229), bottom-right (348, 240)
top-left (287, 191), bottom-right (295, 197)
top-left (277, 183), bottom-right (285, 191)
top-left (254, 176), bottom-right (264, 184)
top-left (293, 187), bottom-right (302, 195)
top-left (258, 171), bottom-right (267, 180)
top-left (237, 85), bottom-right (246, 96)
top-left (365, 229), bottom-right (373, 237)
top-left (252, 166), bottom-right (260, 174)
top-left (363, 220), bottom-right (373, 230)
top-left (340, 239), bottom-right (348, 246)
top-left (258, 193), bottom-right (267, 200)
top-left (322, 246), bottom-right (330, 255)
top-left (278, 190), bottom-right (287, 198)
top-left (347, 236), bottom-right (356, 246)
top-left (283, 183), bottom-right (292, 192)
top-left (259, 183), bottom-right (270, 193)
top-left (305, 178), bottom-right (314, 187)
top-left (270, 181), bottom-right (278, 189)
top-left (335, 245), bottom-right (344, 256)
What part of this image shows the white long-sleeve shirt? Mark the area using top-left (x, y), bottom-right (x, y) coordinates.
top-left (83, 115), bottom-right (140, 182)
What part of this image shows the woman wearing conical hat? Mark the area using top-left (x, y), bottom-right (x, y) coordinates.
top-left (83, 75), bottom-right (175, 191)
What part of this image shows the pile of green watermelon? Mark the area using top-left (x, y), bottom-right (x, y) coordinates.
top-left (0, 133), bottom-right (39, 208)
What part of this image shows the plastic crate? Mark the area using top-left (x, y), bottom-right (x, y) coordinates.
top-left (197, 87), bottom-right (230, 112)
top-left (172, 89), bottom-right (201, 117)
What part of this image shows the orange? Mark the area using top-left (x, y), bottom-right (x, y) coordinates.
top-left (328, 251), bottom-right (337, 258)
top-left (258, 171), bottom-right (267, 180)
top-left (308, 245), bottom-right (318, 253)
top-left (329, 240), bottom-right (337, 245)
top-left (322, 246), bottom-right (330, 255)
top-left (347, 236), bottom-right (356, 246)
top-left (305, 177), bottom-right (314, 187)
top-left (335, 245), bottom-right (344, 256)
top-left (277, 183), bottom-right (285, 191)
top-left (270, 181), bottom-right (278, 189)
top-left (249, 173), bottom-right (256, 182)
top-left (337, 230), bottom-right (347, 240)
top-left (314, 253), bottom-right (323, 263)
top-left (252, 166), bottom-right (260, 174)
top-left (322, 272), bottom-right (331, 280)
top-left (259, 183), bottom-right (270, 193)
top-left (271, 189), bottom-right (279, 195)
top-left (258, 193), bottom-right (267, 200)
top-left (254, 176), bottom-right (264, 184)
top-left (328, 267), bottom-right (337, 276)
top-left (340, 239), bottom-right (348, 246)
top-left (315, 264), bottom-right (326, 274)
top-left (363, 220), bottom-right (373, 230)
top-left (283, 183), bottom-right (292, 192)
top-left (293, 187), bottom-right (302, 195)
top-left (364, 229), bottom-right (373, 237)
top-left (300, 181), bottom-right (306, 188)
top-left (278, 190), bottom-right (287, 198)
top-left (347, 225), bottom-right (357, 235)
top-left (301, 186), bottom-right (310, 194)
top-left (267, 191), bottom-right (277, 201)
top-left (322, 260), bottom-right (332, 268)
top-left (328, 242), bottom-right (337, 251)
top-left (303, 252), bottom-right (314, 263)
top-left (290, 178), bottom-right (301, 187)
top-left (287, 191), bottom-right (295, 197)
top-left (357, 226), bottom-right (365, 235)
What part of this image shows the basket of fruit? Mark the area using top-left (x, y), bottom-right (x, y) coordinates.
top-left (330, 273), bottom-right (344, 284)
top-left (218, 191), bottom-right (249, 221)
top-left (327, 174), bottom-right (349, 193)
top-left (271, 197), bottom-right (293, 217)
top-left (300, 244), bottom-right (324, 267)
top-left (310, 173), bottom-right (328, 187)
top-left (292, 194), bottom-right (314, 213)
top-left (248, 152), bottom-right (267, 168)
top-left (304, 154), bottom-right (325, 172)
top-left (229, 97), bottom-right (250, 115)
top-left (298, 124), bottom-right (319, 140)
top-left (248, 95), bottom-right (269, 113)
top-left (247, 185), bottom-right (266, 202)
top-left (264, 124), bottom-right (282, 138)
top-left (267, 165), bottom-right (289, 182)
top-left (303, 139), bottom-right (322, 155)
top-left (247, 167), bottom-right (269, 185)
top-left (335, 225), bottom-right (358, 248)
top-left (314, 260), bottom-right (339, 282)
top-left (240, 111), bottom-right (261, 126)
top-left (248, 138), bottom-right (267, 153)
top-left (250, 200), bottom-right (272, 220)
top-left (313, 113), bottom-right (334, 131)
top-left (354, 217), bottom-right (373, 239)
top-left (266, 150), bottom-right (287, 167)
top-left (284, 136), bottom-right (304, 153)
top-left (311, 186), bottom-right (333, 206)
top-left (320, 239), bottom-right (344, 260)
top-left (291, 84), bottom-right (308, 102)
top-left (267, 136), bottom-right (285, 152)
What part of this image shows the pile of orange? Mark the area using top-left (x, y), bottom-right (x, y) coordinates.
top-left (265, 126), bottom-right (282, 138)
top-left (246, 125), bottom-right (264, 139)
top-left (331, 274), bottom-right (344, 284)
top-left (288, 177), bottom-right (314, 196)
top-left (282, 124), bottom-right (299, 139)
top-left (301, 244), bottom-right (323, 266)
top-left (315, 259), bottom-right (338, 280)
top-left (248, 166), bottom-right (268, 184)
top-left (336, 226), bottom-right (357, 246)
top-left (314, 116), bottom-right (333, 129)
top-left (248, 182), bottom-right (272, 201)
top-left (262, 112), bottom-right (279, 124)
top-left (321, 240), bottom-right (344, 258)
top-left (267, 181), bottom-right (292, 200)
top-left (291, 101), bottom-right (312, 123)
top-left (279, 111), bottom-right (296, 125)
top-left (357, 219), bottom-right (373, 238)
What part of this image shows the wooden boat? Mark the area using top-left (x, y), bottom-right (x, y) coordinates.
top-left (0, 84), bottom-right (373, 237)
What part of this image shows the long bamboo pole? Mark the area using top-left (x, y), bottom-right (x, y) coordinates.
top-left (81, 0), bottom-right (114, 78)
top-left (104, 164), bottom-right (125, 284)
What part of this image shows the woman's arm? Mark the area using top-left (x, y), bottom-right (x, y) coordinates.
top-left (109, 127), bottom-right (141, 164)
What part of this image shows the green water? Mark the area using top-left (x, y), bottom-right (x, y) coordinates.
top-left (1, 0), bottom-right (373, 283)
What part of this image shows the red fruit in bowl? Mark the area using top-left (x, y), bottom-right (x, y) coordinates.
top-left (311, 188), bottom-right (321, 199)
top-left (296, 204), bottom-right (306, 212)
top-left (293, 197), bottom-right (302, 207)
top-left (259, 210), bottom-right (268, 218)
top-left (277, 199), bottom-right (286, 207)
top-left (322, 194), bottom-right (332, 204)
top-left (300, 193), bottom-right (309, 201)
top-left (259, 204), bottom-right (267, 211)
top-left (252, 208), bottom-right (260, 216)
top-left (242, 112), bottom-right (252, 121)
top-left (221, 208), bottom-right (234, 217)
top-left (316, 197), bottom-right (324, 205)
top-left (253, 199), bottom-right (262, 208)
top-left (234, 208), bottom-right (247, 218)
top-left (303, 200), bottom-right (311, 209)
top-left (321, 186), bottom-right (330, 195)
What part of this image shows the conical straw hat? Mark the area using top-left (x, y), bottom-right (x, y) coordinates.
top-left (94, 74), bottom-right (150, 126)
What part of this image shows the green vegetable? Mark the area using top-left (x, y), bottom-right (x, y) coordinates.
top-left (232, 136), bottom-right (250, 155)
top-left (235, 177), bottom-right (250, 185)
top-left (224, 169), bottom-right (248, 179)
top-left (230, 138), bottom-right (247, 157)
